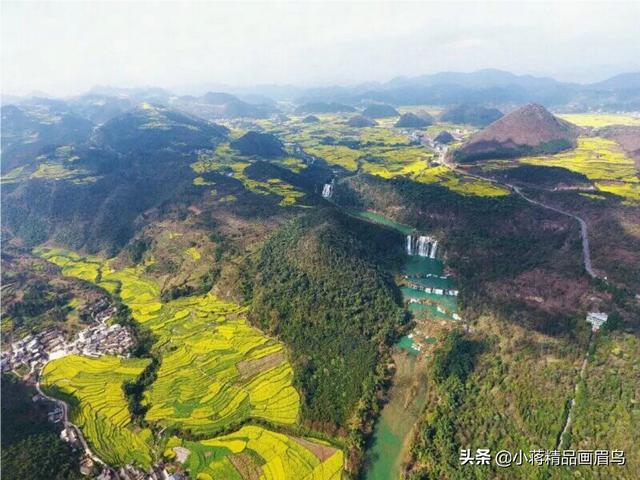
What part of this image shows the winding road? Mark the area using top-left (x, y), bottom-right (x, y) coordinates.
top-left (441, 151), bottom-right (597, 279)
top-left (442, 150), bottom-right (601, 454)
top-left (509, 185), bottom-right (596, 278)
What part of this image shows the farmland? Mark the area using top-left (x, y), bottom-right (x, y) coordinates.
top-left (255, 113), bottom-right (511, 197)
top-left (169, 425), bottom-right (344, 480)
top-left (15, 105), bottom-right (639, 479)
top-left (519, 137), bottom-right (639, 201)
top-left (35, 248), bottom-right (342, 477)
top-left (191, 144), bottom-right (307, 206)
top-left (557, 113), bottom-right (640, 127)
top-left (40, 355), bottom-right (154, 468)
top-left (413, 165), bottom-right (509, 197)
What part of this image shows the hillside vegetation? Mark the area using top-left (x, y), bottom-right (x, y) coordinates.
top-left (1, 374), bottom-right (82, 480)
top-left (248, 208), bottom-right (406, 428)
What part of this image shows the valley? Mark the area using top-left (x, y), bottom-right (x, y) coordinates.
top-left (2, 80), bottom-right (639, 480)
top-left (4, 2), bottom-right (640, 478)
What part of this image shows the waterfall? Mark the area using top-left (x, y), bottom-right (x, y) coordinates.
top-left (406, 234), bottom-right (437, 257)
top-left (430, 240), bottom-right (438, 259)
top-left (417, 236), bottom-right (430, 257)
top-left (322, 183), bottom-right (333, 199)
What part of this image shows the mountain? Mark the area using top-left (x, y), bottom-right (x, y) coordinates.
top-left (346, 115), bottom-right (377, 127)
top-left (285, 70), bottom-right (640, 111)
top-left (274, 113), bottom-right (290, 123)
top-left (85, 85), bottom-right (173, 104)
top-left (92, 103), bottom-right (228, 155)
top-left (66, 94), bottom-right (135, 124)
top-left (440, 104), bottom-right (503, 127)
top-left (249, 208), bottom-right (404, 426)
top-left (454, 104), bottom-right (580, 162)
top-left (302, 115), bottom-right (320, 123)
top-left (362, 104), bottom-right (399, 118)
top-left (395, 112), bottom-right (432, 128)
top-left (294, 102), bottom-right (356, 114)
top-left (230, 131), bottom-right (286, 158)
top-left (2, 103), bottom-right (229, 253)
top-left (385, 69), bottom-right (567, 90)
top-left (201, 92), bottom-right (239, 104)
top-left (434, 131), bottom-right (454, 144)
top-left (1, 103), bottom-right (94, 173)
top-left (588, 72), bottom-right (640, 91)
top-left (288, 70), bottom-right (577, 107)
top-left (174, 91), bottom-right (278, 119)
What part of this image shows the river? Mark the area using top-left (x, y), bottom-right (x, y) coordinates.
top-left (345, 208), bottom-right (458, 480)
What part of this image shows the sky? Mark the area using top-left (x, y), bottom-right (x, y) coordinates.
top-left (2, 1), bottom-right (639, 97)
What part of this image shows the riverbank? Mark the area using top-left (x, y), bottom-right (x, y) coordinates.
top-left (365, 350), bottom-right (429, 480)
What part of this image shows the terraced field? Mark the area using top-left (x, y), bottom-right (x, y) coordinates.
top-left (36, 248), bottom-right (343, 477)
top-left (40, 355), bottom-right (154, 468)
top-left (413, 165), bottom-right (509, 197)
top-left (168, 426), bottom-right (343, 480)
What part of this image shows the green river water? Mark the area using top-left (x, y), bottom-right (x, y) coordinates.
top-left (345, 209), bottom-right (458, 480)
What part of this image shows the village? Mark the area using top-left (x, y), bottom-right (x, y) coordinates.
top-left (1, 298), bottom-right (134, 376)
top-left (0, 296), bottom-right (159, 479)
top-left (1, 295), bottom-right (199, 479)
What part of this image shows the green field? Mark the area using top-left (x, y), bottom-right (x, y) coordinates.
top-left (192, 144), bottom-right (306, 206)
top-left (413, 165), bottom-right (510, 197)
top-left (36, 248), bottom-right (343, 477)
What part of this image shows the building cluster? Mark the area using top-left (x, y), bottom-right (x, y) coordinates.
top-left (405, 280), bottom-right (459, 297)
top-left (2, 329), bottom-right (67, 373)
top-left (60, 425), bottom-right (80, 446)
top-left (30, 392), bottom-right (66, 423)
top-left (73, 321), bottom-right (133, 358)
top-left (87, 298), bottom-right (117, 322)
top-left (409, 131), bottom-right (423, 144)
top-left (1, 301), bottom-right (134, 375)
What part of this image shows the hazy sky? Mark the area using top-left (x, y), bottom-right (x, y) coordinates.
top-left (2, 1), bottom-right (639, 96)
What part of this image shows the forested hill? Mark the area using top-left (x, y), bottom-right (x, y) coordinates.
top-left (247, 207), bottom-right (406, 428)
top-left (334, 174), bottom-right (586, 333)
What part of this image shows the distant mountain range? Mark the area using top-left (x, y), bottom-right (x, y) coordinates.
top-left (294, 70), bottom-right (640, 111)
top-left (4, 69), bottom-right (640, 113)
